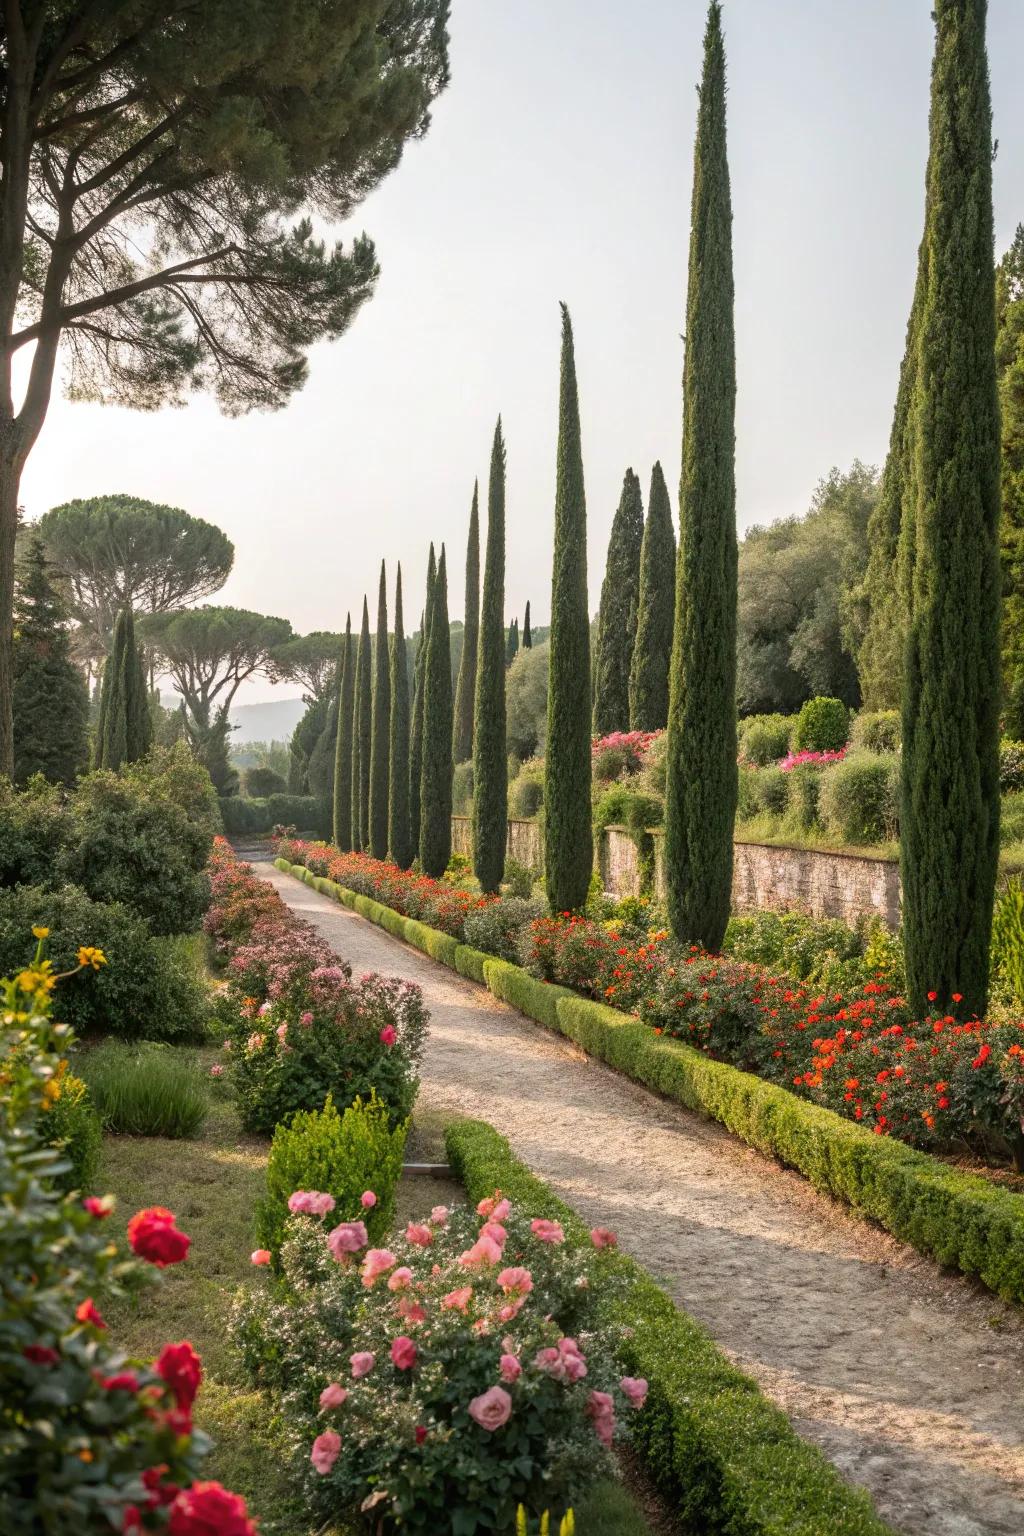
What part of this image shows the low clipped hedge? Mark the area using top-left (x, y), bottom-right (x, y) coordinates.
top-left (276, 857), bottom-right (1024, 1304)
top-left (445, 1118), bottom-right (892, 1536)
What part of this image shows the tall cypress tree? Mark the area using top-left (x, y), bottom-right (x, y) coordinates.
top-left (505, 617), bottom-right (519, 666)
top-left (124, 609), bottom-right (152, 762)
top-left (593, 468), bottom-right (644, 734)
top-left (389, 564), bottom-right (413, 867)
top-left (369, 560), bottom-right (391, 859)
top-left (473, 419), bottom-right (508, 893)
top-left (13, 533), bottom-right (89, 785)
top-left (545, 305), bottom-right (593, 913)
top-left (629, 461), bottom-right (676, 730)
top-left (522, 601), bottom-right (532, 648)
top-left (901, 0), bottom-right (1001, 1017)
top-left (452, 483), bottom-right (480, 764)
top-left (97, 607), bottom-right (150, 769)
top-left (410, 545), bottom-right (435, 858)
top-left (352, 596), bottom-right (372, 851)
top-left (665, 3), bottom-right (737, 952)
top-left (996, 228), bottom-right (1024, 738)
top-left (332, 614), bottom-right (354, 850)
top-left (419, 545), bottom-right (453, 876)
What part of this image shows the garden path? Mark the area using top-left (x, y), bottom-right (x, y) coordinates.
top-left (256, 860), bottom-right (1024, 1536)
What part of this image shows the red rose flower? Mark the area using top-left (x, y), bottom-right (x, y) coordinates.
top-left (156, 1341), bottom-right (203, 1409)
top-left (75, 1297), bottom-right (106, 1329)
top-left (142, 1465), bottom-right (178, 1509)
top-left (83, 1195), bottom-right (113, 1218)
top-left (102, 1371), bottom-right (141, 1392)
top-left (23, 1344), bottom-right (59, 1366)
top-left (127, 1207), bottom-right (191, 1267)
top-left (168, 1481), bottom-right (257, 1536)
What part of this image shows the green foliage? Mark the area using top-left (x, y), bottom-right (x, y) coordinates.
top-left (351, 597), bottom-right (372, 850)
top-left (738, 712), bottom-right (793, 766)
top-left (999, 739), bottom-right (1024, 793)
top-left (420, 547), bottom-right (454, 877)
top-left (0, 774), bottom-right (68, 886)
top-left (545, 306), bottom-right (593, 913)
top-left (410, 546), bottom-right (436, 858)
top-left (332, 616), bottom-right (355, 850)
top-left (593, 785), bottom-right (662, 894)
top-left (507, 641), bottom-right (550, 761)
top-left (818, 752), bottom-right (899, 845)
top-left (254, 1092), bottom-right (407, 1261)
top-left (724, 909), bottom-right (876, 992)
top-left (464, 895), bottom-right (545, 963)
top-left (369, 562), bottom-right (391, 859)
top-left (750, 765), bottom-right (790, 816)
top-left (629, 462), bottom-right (676, 731)
top-left (506, 616), bottom-right (520, 665)
top-left (996, 229), bottom-right (1024, 737)
top-left (12, 533), bottom-right (89, 785)
top-left (510, 757), bottom-right (545, 819)
top-left (452, 759), bottom-right (474, 816)
top-left (219, 793), bottom-right (328, 837)
top-left (389, 565), bottom-right (413, 868)
top-left (665, 6), bottom-right (737, 952)
top-left (593, 467), bottom-right (644, 734)
top-left (901, 0), bottom-right (1002, 1016)
top-left (851, 710), bottom-right (901, 754)
top-left (38, 1071), bottom-right (101, 1193)
top-left (96, 607), bottom-right (151, 769)
top-left (523, 601), bottom-right (533, 649)
top-left (474, 421), bottom-right (509, 892)
top-left (80, 1040), bottom-right (207, 1137)
top-left (453, 482), bottom-right (480, 764)
top-left (792, 695), bottom-right (849, 753)
top-left (267, 630), bottom-right (341, 703)
top-left (242, 764), bottom-right (287, 798)
top-left (991, 878), bottom-right (1024, 1006)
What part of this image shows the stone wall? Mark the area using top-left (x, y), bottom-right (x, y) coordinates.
top-left (451, 815), bottom-right (543, 870)
top-left (598, 826), bottom-right (642, 899)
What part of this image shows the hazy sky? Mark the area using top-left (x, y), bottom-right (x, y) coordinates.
top-left (18, 0), bottom-right (1024, 704)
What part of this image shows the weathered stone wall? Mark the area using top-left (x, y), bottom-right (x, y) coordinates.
top-left (598, 826), bottom-right (641, 899)
top-left (451, 815), bottom-right (473, 858)
top-left (451, 815), bottom-right (543, 870)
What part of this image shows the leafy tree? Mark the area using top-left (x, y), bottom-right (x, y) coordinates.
top-left (0, 3), bottom-right (451, 772)
top-left (353, 597), bottom-right (372, 851)
top-left (593, 468), bottom-right (644, 734)
top-left (473, 420), bottom-right (508, 893)
top-left (96, 607), bottom-right (151, 770)
top-left (410, 545), bottom-right (436, 857)
top-left (12, 532), bottom-right (88, 783)
top-left (545, 306), bottom-right (592, 913)
top-left (419, 546), bottom-right (453, 876)
top-left (290, 694), bottom-right (328, 797)
top-left (900, 0), bottom-right (1001, 1017)
top-left (389, 565), bottom-right (412, 868)
top-left (269, 631), bottom-right (342, 703)
top-left (629, 461), bottom-right (676, 730)
top-left (332, 616), bottom-right (355, 850)
top-left (37, 497), bottom-right (233, 660)
top-left (369, 561), bottom-right (391, 859)
top-left (507, 642), bottom-right (550, 762)
top-left (194, 704), bottom-right (238, 797)
top-left (739, 464), bottom-right (878, 715)
top-left (452, 483), bottom-right (480, 764)
top-left (665, 3), bottom-right (737, 952)
top-left (996, 228), bottom-right (1024, 737)
top-left (522, 601), bottom-right (532, 649)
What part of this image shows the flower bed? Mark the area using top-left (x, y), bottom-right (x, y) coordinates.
top-left (206, 840), bottom-right (424, 1134)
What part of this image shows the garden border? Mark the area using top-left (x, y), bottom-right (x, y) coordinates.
top-left (445, 1116), bottom-right (894, 1536)
top-left (275, 858), bottom-right (1024, 1305)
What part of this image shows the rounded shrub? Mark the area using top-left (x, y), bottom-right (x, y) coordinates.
top-left (793, 696), bottom-right (850, 753)
top-left (243, 765), bottom-right (288, 798)
top-left (785, 762), bottom-right (821, 830)
top-left (999, 739), bottom-right (1024, 794)
top-left (0, 776), bottom-right (69, 887)
top-left (739, 713), bottom-right (794, 767)
top-left (219, 795), bottom-right (270, 835)
top-left (817, 751), bottom-right (899, 845)
top-left (509, 758), bottom-right (545, 819)
top-left (464, 895), bottom-right (546, 963)
top-left (39, 1069), bottom-right (101, 1192)
top-left (851, 709), bottom-right (901, 755)
top-left (753, 765), bottom-right (790, 817)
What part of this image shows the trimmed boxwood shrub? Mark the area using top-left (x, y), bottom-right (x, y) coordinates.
top-left (243, 765), bottom-right (288, 798)
top-left (738, 713), bottom-right (793, 767)
top-left (220, 793), bottom-right (328, 837)
top-left (793, 696), bottom-right (849, 753)
top-left (851, 710), bottom-right (901, 755)
top-left (818, 752), bottom-right (899, 844)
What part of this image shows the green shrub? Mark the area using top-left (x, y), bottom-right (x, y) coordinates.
top-left (0, 775), bottom-right (69, 886)
top-left (1002, 793), bottom-right (1024, 847)
top-left (502, 857), bottom-right (537, 899)
top-left (219, 795), bottom-right (270, 835)
top-left (0, 886), bottom-right (208, 1041)
top-left (39, 1070), bottom-right (101, 1192)
top-left (79, 1041), bottom-right (207, 1137)
top-left (793, 696), bottom-right (849, 753)
top-left (752, 764), bottom-right (790, 816)
top-left (851, 710), bottom-right (902, 754)
top-left (243, 765), bottom-right (288, 798)
top-left (992, 878), bottom-right (1024, 1006)
top-left (454, 943), bottom-right (490, 983)
top-left (484, 958), bottom-right (575, 1031)
top-left (784, 762), bottom-right (821, 830)
top-left (736, 763), bottom-right (759, 820)
top-left (1000, 739), bottom-right (1024, 794)
top-left (452, 759), bottom-right (474, 816)
top-left (738, 713), bottom-right (793, 767)
top-left (254, 1091), bottom-right (407, 1261)
top-left (464, 895), bottom-right (545, 962)
top-left (724, 910), bottom-right (864, 986)
top-left (509, 757), bottom-right (545, 819)
top-left (818, 751), bottom-right (899, 844)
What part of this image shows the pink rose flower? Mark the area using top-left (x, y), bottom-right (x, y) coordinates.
top-left (288, 1190), bottom-right (336, 1217)
top-left (387, 1266), bottom-right (414, 1292)
top-left (209, 1063), bottom-right (224, 1078)
top-left (360, 1190), bottom-right (377, 1209)
top-left (497, 1297), bottom-right (526, 1323)
top-left (468, 1385), bottom-right (512, 1431)
top-left (535, 1338), bottom-right (587, 1383)
top-left (406, 1223), bottom-right (433, 1247)
top-left (310, 1429), bottom-right (341, 1474)
top-left (391, 1335), bottom-right (418, 1370)
top-left (327, 1220), bottom-right (368, 1261)
top-left (250, 1249), bottom-right (271, 1266)
top-left (499, 1353), bottom-right (522, 1383)
top-left (441, 1286), bottom-right (473, 1313)
top-left (276, 1023), bottom-right (288, 1043)
top-left (479, 1221), bottom-right (507, 1249)
top-left (530, 1219), bottom-right (564, 1245)
top-left (397, 1297), bottom-right (427, 1323)
top-left (360, 1248), bottom-right (397, 1287)
top-left (459, 1233), bottom-right (503, 1268)
top-left (379, 1025), bottom-right (397, 1046)
top-left (476, 1195), bottom-right (497, 1217)
top-left (300, 1011), bottom-right (314, 1027)
top-left (491, 1198), bottom-right (511, 1223)
top-left (620, 1376), bottom-right (648, 1409)
top-left (319, 1383), bottom-right (349, 1411)
top-left (590, 1227), bottom-right (617, 1249)
top-left (496, 1266), bottom-right (533, 1296)
top-left (350, 1352), bottom-right (375, 1380)
top-left (430, 1205), bottom-right (449, 1226)
top-left (587, 1389), bottom-right (616, 1447)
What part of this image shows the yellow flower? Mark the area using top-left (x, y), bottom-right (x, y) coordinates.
top-left (32, 925), bottom-right (49, 940)
top-left (77, 946), bottom-right (107, 971)
top-left (41, 1078), bottom-right (60, 1107)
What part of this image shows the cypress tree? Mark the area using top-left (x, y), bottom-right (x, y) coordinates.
top-left (505, 617), bottom-right (519, 666)
top-left (419, 544), bottom-right (453, 876)
top-left (389, 564), bottom-right (413, 867)
top-left (522, 601), bottom-right (532, 648)
top-left (98, 608), bottom-right (149, 769)
top-left (593, 468), bottom-right (644, 734)
top-left (352, 596), bottom-right (372, 850)
top-left (452, 483), bottom-right (480, 764)
top-left (545, 305), bottom-right (593, 913)
top-left (369, 560), bottom-right (391, 859)
top-left (410, 545), bottom-right (435, 857)
top-left (332, 614), bottom-right (354, 850)
top-left (473, 418), bottom-right (508, 893)
top-left (629, 461), bottom-right (677, 730)
top-left (665, 3), bottom-right (738, 952)
top-left (12, 533), bottom-right (89, 785)
top-left (123, 609), bottom-right (152, 762)
top-left (901, 0), bottom-right (1001, 1017)
top-left (996, 228), bottom-right (1024, 738)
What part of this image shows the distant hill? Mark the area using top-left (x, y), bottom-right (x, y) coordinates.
top-left (229, 696), bottom-right (306, 744)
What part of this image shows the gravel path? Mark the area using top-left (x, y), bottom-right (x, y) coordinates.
top-left (257, 861), bottom-right (1024, 1536)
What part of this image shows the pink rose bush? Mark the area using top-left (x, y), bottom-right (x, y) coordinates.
top-left (232, 1191), bottom-right (639, 1533)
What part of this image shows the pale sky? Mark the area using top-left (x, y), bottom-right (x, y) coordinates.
top-left (17, 0), bottom-right (1024, 704)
